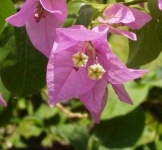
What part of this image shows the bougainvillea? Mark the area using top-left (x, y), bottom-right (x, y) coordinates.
top-left (1, 0), bottom-right (152, 120)
top-left (159, 0), bottom-right (162, 10)
top-left (98, 3), bottom-right (151, 40)
top-left (2, 0), bottom-right (162, 149)
top-left (0, 95), bottom-right (7, 107)
top-left (6, 0), bottom-right (68, 57)
top-left (47, 25), bottom-right (148, 123)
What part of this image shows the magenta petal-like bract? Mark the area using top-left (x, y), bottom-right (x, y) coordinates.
top-left (98, 4), bottom-right (135, 24)
top-left (6, 0), bottom-right (68, 57)
top-left (112, 84), bottom-right (133, 104)
top-left (40, 0), bottom-right (67, 21)
top-left (26, 13), bottom-right (63, 56)
top-left (47, 46), bottom-right (97, 106)
top-left (6, 0), bottom-right (36, 27)
top-left (159, 0), bottom-right (162, 10)
top-left (109, 26), bottom-right (136, 40)
top-left (0, 95), bottom-right (7, 107)
top-left (80, 78), bottom-right (108, 123)
top-left (126, 7), bottom-right (152, 29)
top-left (98, 3), bottom-right (151, 40)
top-left (47, 25), bottom-right (148, 123)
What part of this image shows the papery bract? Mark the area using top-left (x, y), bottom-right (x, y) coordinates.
top-left (47, 25), bottom-right (148, 123)
top-left (98, 3), bottom-right (152, 40)
top-left (159, 0), bottom-right (162, 10)
top-left (6, 0), bottom-right (68, 57)
top-left (0, 95), bottom-right (7, 107)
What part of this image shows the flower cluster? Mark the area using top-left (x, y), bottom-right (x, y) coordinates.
top-left (98, 3), bottom-right (151, 40)
top-left (5, 0), bottom-right (152, 122)
top-left (47, 25), bottom-right (148, 123)
top-left (6, 0), bottom-right (68, 57)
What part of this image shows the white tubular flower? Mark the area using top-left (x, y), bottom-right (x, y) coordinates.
top-left (88, 63), bottom-right (106, 80)
top-left (72, 52), bottom-right (88, 67)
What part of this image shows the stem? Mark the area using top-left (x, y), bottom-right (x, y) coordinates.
top-left (56, 103), bottom-right (88, 119)
top-left (122, 0), bottom-right (148, 6)
top-left (41, 89), bottom-right (88, 119)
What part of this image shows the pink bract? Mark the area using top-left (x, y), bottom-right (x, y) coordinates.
top-left (98, 3), bottom-right (152, 40)
top-left (159, 0), bottom-right (162, 10)
top-left (46, 25), bottom-right (148, 123)
top-left (6, 0), bottom-right (68, 57)
top-left (0, 95), bottom-right (7, 107)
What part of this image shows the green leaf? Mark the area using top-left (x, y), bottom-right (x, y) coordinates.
top-left (0, 97), bottom-right (15, 125)
top-left (127, 19), bottom-right (162, 67)
top-left (0, 26), bottom-right (48, 97)
top-left (0, 25), bottom-right (17, 69)
top-left (135, 142), bottom-right (157, 150)
top-left (69, 0), bottom-right (89, 15)
top-left (64, 0), bottom-right (98, 27)
top-left (101, 81), bottom-right (149, 120)
top-left (155, 21), bottom-right (162, 42)
top-left (0, 0), bottom-right (16, 33)
top-left (156, 138), bottom-right (162, 150)
top-left (94, 107), bottom-right (145, 148)
top-left (18, 117), bottom-right (43, 139)
top-left (76, 5), bottom-right (94, 27)
top-left (148, 0), bottom-right (162, 21)
top-left (116, 0), bottom-right (124, 2)
top-left (57, 124), bottom-right (90, 150)
top-left (34, 104), bottom-right (58, 120)
top-left (64, 0), bottom-right (89, 27)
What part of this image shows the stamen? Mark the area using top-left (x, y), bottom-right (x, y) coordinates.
top-left (88, 42), bottom-right (97, 63)
top-left (88, 63), bottom-right (106, 80)
top-left (34, 3), bottom-right (46, 22)
top-left (72, 52), bottom-right (88, 67)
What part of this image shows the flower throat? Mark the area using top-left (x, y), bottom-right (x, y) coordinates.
top-left (72, 42), bottom-right (106, 80)
top-left (34, 3), bottom-right (47, 22)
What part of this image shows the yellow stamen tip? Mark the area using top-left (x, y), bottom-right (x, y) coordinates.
top-left (73, 52), bottom-right (88, 67)
top-left (88, 63), bottom-right (106, 80)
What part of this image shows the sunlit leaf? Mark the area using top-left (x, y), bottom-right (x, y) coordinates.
top-left (0, 0), bottom-right (16, 33)
top-left (57, 124), bottom-right (90, 150)
top-left (65, 0), bottom-right (98, 27)
top-left (101, 81), bottom-right (149, 120)
top-left (148, 0), bottom-right (162, 21)
top-left (18, 117), bottom-right (43, 138)
top-left (94, 107), bottom-right (145, 148)
top-left (127, 19), bottom-right (162, 67)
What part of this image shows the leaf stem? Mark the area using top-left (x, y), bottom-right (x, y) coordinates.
top-left (122, 0), bottom-right (148, 6)
top-left (56, 103), bottom-right (88, 119)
